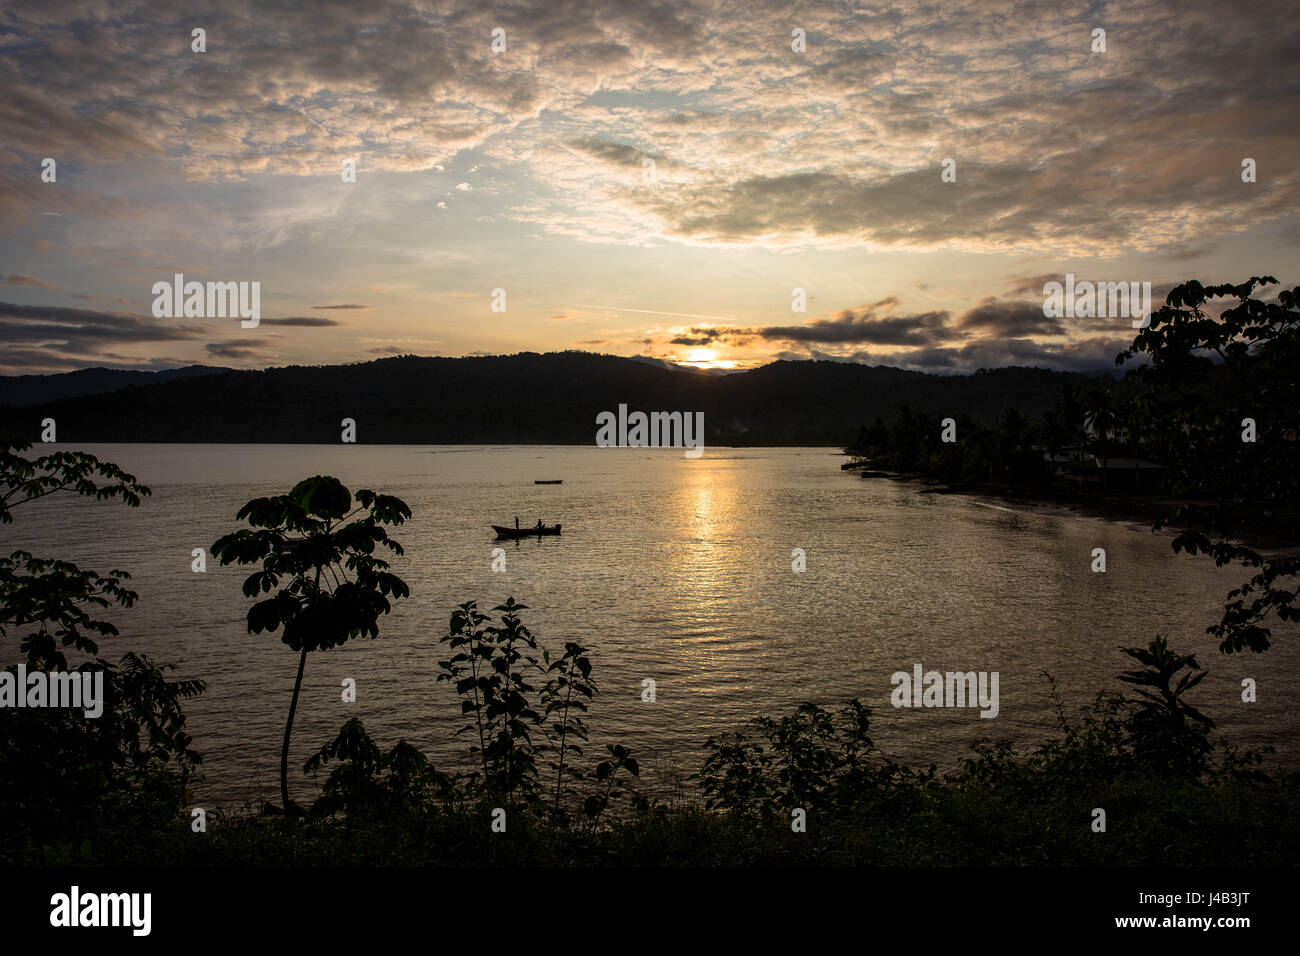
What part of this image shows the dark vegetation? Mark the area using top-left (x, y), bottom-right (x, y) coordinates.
top-left (0, 364), bottom-right (232, 407)
top-left (209, 476), bottom-right (411, 813)
top-left (1, 352), bottom-right (1104, 445)
top-left (0, 446), bottom-right (205, 860)
top-left (848, 278), bottom-right (1300, 655)
top-left (2, 278), bottom-right (1298, 866)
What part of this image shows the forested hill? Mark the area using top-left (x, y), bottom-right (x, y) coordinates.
top-left (0, 352), bottom-right (1112, 445)
top-left (0, 364), bottom-right (233, 407)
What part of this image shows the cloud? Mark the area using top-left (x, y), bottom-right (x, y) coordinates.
top-left (956, 298), bottom-right (1066, 337)
top-left (661, 291), bottom-right (1144, 373)
top-left (1, 0), bottom-right (1295, 375)
top-left (669, 297), bottom-right (958, 348)
top-left (776, 335), bottom-right (1137, 375)
top-left (0, 348), bottom-right (196, 374)
top-left (72, 293), bottom-right (136, 306)
top-left (260, 317), bottom-right (345, 327)
top-left (205, 339), bottom-right (269, 360)
top-left (4, 277), bottom-right (142, 308)
top-left (0, 301), bottom-right (201, 345)
top-left (897, 337), bottom-right (1137, 374)
top-left (0, 300), bottom-right (266, 372)
top-left (2, 274), bottom-right (57, 289)
top-left (1004, 274), bottom-right (1065, 298)
top-left (760, 309), bottom-right (955, 346)
top-left (0, 0), bottom-right (1291, 255)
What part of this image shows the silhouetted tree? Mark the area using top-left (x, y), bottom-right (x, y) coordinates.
top-left (0, 441), bottom-right (203, 840)
top-left (1118, 277), bottom-right (1300, 651)
top-left (1083, 387), bottom-right (1117, 490)
top-left (212, 476), bottom-right (411, 813)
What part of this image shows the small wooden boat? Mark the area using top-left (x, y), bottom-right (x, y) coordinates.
top-left (493, 523), bottom-right (562, 538)
top-left (534, 480), bottom-right (563, 484)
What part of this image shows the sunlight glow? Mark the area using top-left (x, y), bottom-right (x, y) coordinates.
top-left (679, 348), bottom-right (740, 370)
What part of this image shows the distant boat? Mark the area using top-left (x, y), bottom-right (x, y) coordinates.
top-left (534, 479), bottom-right (563, 484)
top-left (493, 523), bottom-right (562, 538)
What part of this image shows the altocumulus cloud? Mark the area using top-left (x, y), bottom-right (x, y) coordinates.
top-left (0, 0), bottom-right (1294, 252)
top-left (1, 0), bottom-right (1294, 375)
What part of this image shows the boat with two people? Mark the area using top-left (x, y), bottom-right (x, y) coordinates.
top-left (493, 516), bottom-right (562, 538)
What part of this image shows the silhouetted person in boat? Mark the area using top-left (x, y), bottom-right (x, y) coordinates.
top-left (514, 516), bottom-right (519, 530)
top-left (536, 519), bottom-right (542, 529)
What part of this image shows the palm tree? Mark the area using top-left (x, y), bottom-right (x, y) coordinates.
top-left (1035, 408), bottom-right (1067, 459)
top-left (999, 407), bottom-right (1026, 445)
top-left (1057, 383), bottom-right (1085, 441)
top-left (1033, 409), bottom-right (1070, 487)
top-left (995, 408), bottom-right (1029, 483)
top-left (1084, 388), bottom-right (1117, 491)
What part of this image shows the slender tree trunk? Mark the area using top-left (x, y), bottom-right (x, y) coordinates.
top-left (280, 563), bottom-right (324, 815)
top-left (469, 628), bottom-right (487, 781)
top-left (554, 662), bottom-right (575, 815)
top-left (281, 643), bottom-right (309, 815)
top-left (502, 634), bottom-right (513, 794)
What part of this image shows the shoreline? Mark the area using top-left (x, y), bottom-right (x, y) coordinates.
top-left (843, 462), bottom-right (1298, 554)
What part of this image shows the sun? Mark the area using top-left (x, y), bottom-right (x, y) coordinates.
top-left (678, 348), bottom-right (741, 370)
top-left (679, 348), bottom-right (739, 370)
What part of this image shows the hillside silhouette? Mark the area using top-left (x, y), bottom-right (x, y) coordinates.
top-left (0, 364), bottom-right (233, 407)
top-left (1, 351), bottom-right (1112, 445)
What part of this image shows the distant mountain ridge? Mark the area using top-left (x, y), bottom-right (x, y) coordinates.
top-left (0, 365), bottom-right (233, 407)
top-left (0, 351), bottom-right (1111, 446)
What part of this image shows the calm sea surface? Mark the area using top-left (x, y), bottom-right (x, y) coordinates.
top-left (6, 444), bottom-right (1298, 805)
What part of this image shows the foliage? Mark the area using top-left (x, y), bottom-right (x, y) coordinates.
top-left (699, 699), bottom-right (905, 820)
top-left (0, 551), bottom-right (136, 667)
top-left (0, 652), bottom-right (205, 842)
top-left (847, 401), bottom-right (1071, 489)
top-left (436, 598), bottom-right (545, 801)
top-left (5, 417), bottom-right (1297, 866)
top-left (1118, 635), bottom-right (1214, 778)
top-left (24, 630), bottom-right (1292, 868)
top-left (850, 278), bottom-right (1300, 654)
top-left (210, 476), bottom-right (412, 653)
top-left (584, 744), bottom-right (640, 821)
top-left (0, 439), bottom-right (150, 525)
top-left (303, 718), bottom-right (452, 818)
top-left (211, 475), bottom-right (411, 813)
top-left (436, 598), bottom-right (638, 815)
top-left (1118, 278), bottom-right (1300, 652)
top-left (0, 440), bottom-right (202, 852)
top-left (9, 353), bottom-right (1106, 447)
top-left (541, 640), bottom-right (597, 818)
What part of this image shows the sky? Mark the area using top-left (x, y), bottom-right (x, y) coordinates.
top-left (0, 0), bottom-right (1296, 376)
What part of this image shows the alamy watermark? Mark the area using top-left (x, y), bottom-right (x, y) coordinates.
top-left (595, 403), bottom-right (705, 458)
top-left (50, 886), bottom-right (151, 936)
top-left (890, 663), bottom-right (999, 718)
top-left (0, 664), bottom-right (103, 718)
top-left (1042, 273), bottom-right (1151, 328)
top-left (152, 273), bottom-right (261, 328)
